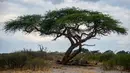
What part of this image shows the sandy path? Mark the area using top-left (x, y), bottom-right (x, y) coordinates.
top-left (0, 66), bottom-right (130, 73)
top-left (50, 65), bottom-right (129, 73)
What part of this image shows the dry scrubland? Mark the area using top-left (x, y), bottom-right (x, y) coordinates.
top-left (2, 7), bottom-right (129, 73)
top-left (0, 47), bottom-right (130, 73)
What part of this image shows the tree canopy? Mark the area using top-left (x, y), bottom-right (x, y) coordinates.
top-left (5, 7), bottom-right (127, 37)
top-left (4, 7), bottom-right (127, 64)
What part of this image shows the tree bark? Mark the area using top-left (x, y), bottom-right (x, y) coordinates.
top-left (61, 44), bottom-right (81, 65)
top-left (61, 45), bottom-right (76, 64)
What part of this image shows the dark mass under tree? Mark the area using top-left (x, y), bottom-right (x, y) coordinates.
top-left (4, 7), bottom-right (127, 65)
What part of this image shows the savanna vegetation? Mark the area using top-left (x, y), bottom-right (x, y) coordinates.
top-left (2, 7), bottom-right (129, 72)
top-left (74, 49), bottom-right (130, 71)
top-left (0, 45), bottom-right (63, 71)
top-left (0, 46), bottom-right (130, 71)
top-left (4, 7), bottom-right (127, 65)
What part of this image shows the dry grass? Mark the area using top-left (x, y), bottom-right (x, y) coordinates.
top-left (1, 70), bottom-right (49, 73)
top-left (0, 65), bottom-right (129, 73)
top-left (0, 68), bottom-right (50, 73)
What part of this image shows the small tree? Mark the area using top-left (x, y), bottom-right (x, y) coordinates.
top-left (4, 7), bottom-right (127, 64)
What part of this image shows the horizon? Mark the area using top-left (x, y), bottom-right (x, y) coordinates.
top-left (0, 46), bottom-right (129, 54)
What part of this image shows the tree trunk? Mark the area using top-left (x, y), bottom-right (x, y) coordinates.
top-left (61, 44), bottom-right (81, 65)
top-left (61, 45), bottom-right (76, 64)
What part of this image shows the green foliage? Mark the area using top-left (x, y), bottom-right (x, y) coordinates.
top-left (101, 52), bottom-right (130, 70)
top-left (81, 48), bottom-right (89, 53)
top-left (116, 50), bottom-right (129, 54)
top-left (102, 59), bottom-right (116, 70)
top-left (72, 49), bottom-right (130, 70)
top-left (73, 50), bottom-right (101, 63)
top-left (4, 15), bottom-right (43, 33)
top-left (114, 54), bottom-right (130, 70)
top-left (87, 54), bottom-right (101, 61)
top-left (4, 7), bottom-right (127, 36)
top-left (99, 50), bottom-right (115, 62)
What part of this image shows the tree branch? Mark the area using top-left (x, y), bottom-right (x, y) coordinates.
top-left (66, 28), bottom-right (75, 44)
top-left (81, 33), bottom-right (89, 37)
top-left (82, 44), bottom-right (95, 46)
top-left (91, 37), bottom-right (100, 40)
top-left (81, 23), bottom-right (98, 43)
top-left (52, 34), bottom-right (62, 41)
top-left (34, 26), bottom-right (41, 31)
top-left (81, 32), bottom-right (96, 43)
top-left (52, 28), bottom-right (67, 41)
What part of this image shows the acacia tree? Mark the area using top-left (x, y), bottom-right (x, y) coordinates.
top-left (4, 7), bottom-right (127, 64)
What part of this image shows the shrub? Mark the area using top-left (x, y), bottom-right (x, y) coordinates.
top-left (102, 59), bottom-right (116, 70)
top-left (0, 53), bottom-right (27, 69)
top-left (25, 58), bottom-right (51, 70)
top-left (102, 54), bottom-right (130, 70)
top-left (99, 53), bottom-right (115, 62)
top-left (115, 54), bottom-right (130, 70)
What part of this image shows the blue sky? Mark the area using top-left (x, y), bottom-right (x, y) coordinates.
top-left (0, 0), bottom-right (130, 53)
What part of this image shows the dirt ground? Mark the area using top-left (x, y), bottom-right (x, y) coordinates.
top-left (0, 65), bottom-right (130, 73)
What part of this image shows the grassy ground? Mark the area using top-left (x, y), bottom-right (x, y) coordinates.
top-left (0, 47), bottom-right (130, 73)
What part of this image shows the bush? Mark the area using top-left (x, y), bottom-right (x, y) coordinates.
top-left (0, 53), bottom-right (27, 69)
top-left (25, 58), bottom-right (51, 70)
top-left (102, 54), bottom-right (130, 70)
top-left (99, 53), bottom-right (115, 62)
top-left (0, 48), bottom-right (53, 70)
top-left (102, 59), bottom-right (116, 70)
top-left (115, 54), bottom-right (130, 70)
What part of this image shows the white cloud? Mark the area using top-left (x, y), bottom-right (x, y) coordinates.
top-left (0, 1), bottom-right (27, 22)
top-left (21, 0), bottom-right (52, 6)
top-left (23, 33), bottom-right (54, 42)
top-left (0, 0), bottom-right (130, 52)
top-left (113, 0), bottom-right (130, 4)
top-left (55, 1), bottom-right (130, 51)
top-left (22, 0), bottom-right (43, 3)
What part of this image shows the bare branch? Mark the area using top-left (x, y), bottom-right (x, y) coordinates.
top-left (52, 34), bottom-right (62, 41)
top-left (91, 37), bottom-right (100, 40)
top-left (52, 28), bottom-right (67, 41)
top-left (81, 33), bottom-right (89, 37)
top-left (82, 44), bottom-right (95, 46)
top-left (71, 36), bottom-right (78, 43)
top-left (81, 32), bottom-right (96, 43)
top-left (34, 26), bottom-right (41, 31)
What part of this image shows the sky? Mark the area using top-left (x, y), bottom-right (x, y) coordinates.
top-left (0, 0), bottom-right (130, 53)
